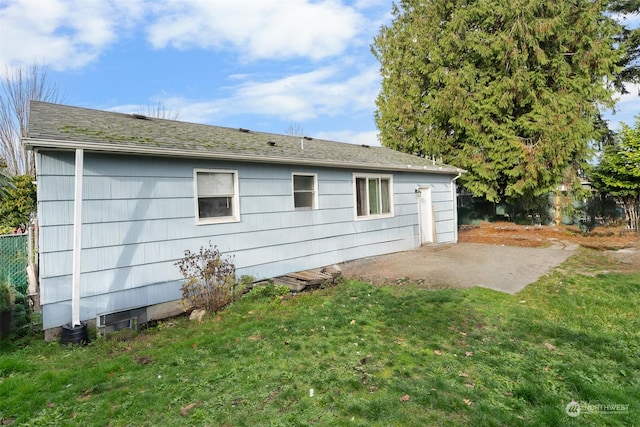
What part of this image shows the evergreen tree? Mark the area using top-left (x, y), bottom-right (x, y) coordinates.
top-left (373, 0), bottom-right (623, 202)
top-left (591, 115), bottom-right (640, 231)
top-left (608, 0), bottom-right (640, 87)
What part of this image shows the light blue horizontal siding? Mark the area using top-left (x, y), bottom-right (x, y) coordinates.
top-left (39, 214), bottom-right (419, 280)
top-left (435, 208), bottom-right (455, 222)
top-left (41, 262), bottom-right (181, 303)
top-left (36, 150), bottom-right (458, 329)
top-left (38, 174), bottom-right (192, 202)
top-left (38, 151), bottom-right (75, 176)
top-left (237, 235), bottom-right (418, 280)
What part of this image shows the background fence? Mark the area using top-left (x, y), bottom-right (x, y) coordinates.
top-left (0, 233), bottom-right (29, 295)
top-left (1, 232), bottom-right (31, 337)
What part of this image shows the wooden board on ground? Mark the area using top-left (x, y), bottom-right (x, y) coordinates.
top-left (274, 266), bottom-right (342, 292)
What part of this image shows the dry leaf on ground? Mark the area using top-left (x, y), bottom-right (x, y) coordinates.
top-left (180, 403), bottom-right (197, 416)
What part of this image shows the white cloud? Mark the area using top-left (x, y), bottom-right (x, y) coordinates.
top-left (232, 67), bottom-right (347, 121)
top-left (1, 0), bottom-right (371, 70)
top-left (153, 64), bottom-right (380, 124)
top-left (315, 129), bottom-right (380, 146)
top-left (0, 0), bottom-right (139, 71)
top-left (169, 99), bottom-right (226, 124)
top-left (145, 0), bottom-right (365, 61)
top-left (106, 63), bottom-right (382, 144)
top-left (237, 65), bottom-right (380, 120)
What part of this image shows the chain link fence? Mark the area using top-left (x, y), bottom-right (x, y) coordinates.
top-left (0, 233), bottom-right (28, 295)
top-left (1, 232), bottom-right (31, 337)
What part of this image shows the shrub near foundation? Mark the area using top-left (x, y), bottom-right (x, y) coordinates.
top-left (175, 244), bottom-right (239, 313)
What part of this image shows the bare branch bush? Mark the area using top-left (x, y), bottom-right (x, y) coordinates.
top-left (0, 63), bottom-right (62, 175)
top-left (175, 244), bottom-right (238, 312)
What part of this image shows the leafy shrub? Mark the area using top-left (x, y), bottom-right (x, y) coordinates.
top-left (175, 244), bottom-right (238, 313)
top-left (245, 283), bottom-right (290, 302)
top-left (0, 175), bottom-right (36, 230)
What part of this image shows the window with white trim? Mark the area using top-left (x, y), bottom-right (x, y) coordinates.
top-left (354, 174), bottom-right (393, 218)
top-left (293, 173), bottom-right (317, 210)
top-left (194, 169), bottom-right (239, 223)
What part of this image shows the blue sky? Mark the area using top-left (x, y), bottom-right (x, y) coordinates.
top-left (1, 0), bottom-right (638, 147)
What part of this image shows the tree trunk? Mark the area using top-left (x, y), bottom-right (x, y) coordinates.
top-left (622, 197), bottom-right (640, 232)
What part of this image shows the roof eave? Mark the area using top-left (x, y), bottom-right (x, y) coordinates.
top-left (24, 137), bottom-right (465, 175)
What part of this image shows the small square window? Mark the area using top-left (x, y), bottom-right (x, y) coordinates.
top-left (194, 169), bottom-right (239, 223)
top-left (293, 174), bottom-right (317, 210)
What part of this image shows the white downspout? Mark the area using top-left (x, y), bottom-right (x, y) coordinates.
top-left (71, 149), bottom-right (84, 327)
top-left (452, 169), bottom-right (462, 243)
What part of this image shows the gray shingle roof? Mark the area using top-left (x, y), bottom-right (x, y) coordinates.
top-left (25, 101), bottom-right (462, 174)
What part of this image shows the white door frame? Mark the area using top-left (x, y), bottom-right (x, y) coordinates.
top-left (416, 185), bottom-right (435, 245)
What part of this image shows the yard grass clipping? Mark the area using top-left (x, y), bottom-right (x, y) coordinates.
top-left (1, 248), bottom-right (638, 426)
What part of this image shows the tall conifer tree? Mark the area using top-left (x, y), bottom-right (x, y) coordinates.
top-left (608, 0), bottom-right (640, 88)
top-left (373, 0), bottom-right (623, 202)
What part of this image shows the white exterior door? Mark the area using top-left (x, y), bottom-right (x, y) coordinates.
top-left (417, 186), bottom-right (434, 244)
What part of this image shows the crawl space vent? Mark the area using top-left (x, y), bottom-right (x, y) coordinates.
top-left (97, 306), bottom-right (148, 335)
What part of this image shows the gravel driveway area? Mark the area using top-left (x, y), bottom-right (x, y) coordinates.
top-left (340, 242), bottom-right (578, 294)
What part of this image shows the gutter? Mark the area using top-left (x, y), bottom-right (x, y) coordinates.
top-left (23, 137), bottom-right (463, 176)
top-left (71, 149), bottom-right (83, 327)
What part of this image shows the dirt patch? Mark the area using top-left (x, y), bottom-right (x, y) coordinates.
top-left (458, 222), bottom-right (637, 251)
top-left (340, 223), bottom-right (639, 293)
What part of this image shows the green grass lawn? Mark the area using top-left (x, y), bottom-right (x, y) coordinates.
top-left (1, 248), bottom-right (638, 426)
